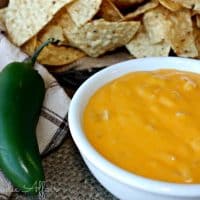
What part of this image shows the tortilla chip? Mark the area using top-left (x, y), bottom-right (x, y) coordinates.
top-left (98, 0), bottom-right (124, 21)
top-left (22, 37), bottom-right (85, 66)
top-left (38, 45), bottom-right (86, 66)
top-left (0, 8), bottom-right (6, 31)
top-left (0, 8), bottom-right (5, 20)
top-left (123, 0), bottom-right (159, 21)
top-left (0, 20), bottom-right (5, 31)
top-left (5, 0), bottom-right (75, 46)
top-left (173, 0), bottom-right (200, 10)
top-left (35, 7), bottom-right (69, 45)
top-left (158, 0), bottom-right (182, 11)
top-left (21, 36), bottom-right (38, 56)
top-left (193, 26), bottom-right (200, 58)
top-left (64, 19), bottom-right (140, 57)
top-left (126, 26), bottom-right (171, 58)
top-left (39, 25), bottom-right (66, 44)
top-left (112, 0), bottom-right (145, 8)
top-left (167, 9), bottom-right (198, 57)
top-left (192, 9), bottom-right (200, 15)
top-left (67, 0), bottom-right (102, 26)
top-left (143, 6), bottom-right (171, 44)
top-left (24, 6), bottom-right (70, 47)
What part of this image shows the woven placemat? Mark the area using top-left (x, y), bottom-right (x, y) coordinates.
top-left (11, 137), bottom-right (117, 200)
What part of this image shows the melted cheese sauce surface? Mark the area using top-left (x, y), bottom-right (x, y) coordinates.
top-left (83, 70), bottom-right (200, 183)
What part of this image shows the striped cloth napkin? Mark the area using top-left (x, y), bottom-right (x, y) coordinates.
top-left (0, 32), bottom-right (71, 199)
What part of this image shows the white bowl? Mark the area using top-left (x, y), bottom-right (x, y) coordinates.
top-left (68, 57), bottom-right (200, 200)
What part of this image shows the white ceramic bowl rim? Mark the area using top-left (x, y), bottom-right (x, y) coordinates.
top-left (68, 57), bottom-right (200, 197)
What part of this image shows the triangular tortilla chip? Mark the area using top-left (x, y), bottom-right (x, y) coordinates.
top-left (5, 0), bottom-right (74, 46)
top-left (193, 25), bottom-right (200, 58)
top-left (123, 0), bottom-right (159, 21)
top-left (67, 0), bottom-right (102, 26)
top-left (158, 0), bottom-right (182, 11)
top-left (97, 0), bottom-right (124, 21)
top-left (167, 9), bottom-right (198, 57)
top-left (111, 0), bottom-right (145, 8)
top-left (0, 8), bottom-right (5, 21)
top-left (22, 36), bottom-right (85, 66)
top-left (126, 26), bottom-right (171, 58)
top-left (143, 6), bottom-right (171, 44)
top-left (64, 18), bottom-right (140, 57)
top-left (0, 8), bottom-right (6, 31)
top-left (196, 15), bottom-right (200, 28)
top-left (173, 0), bottom-right (200, 11)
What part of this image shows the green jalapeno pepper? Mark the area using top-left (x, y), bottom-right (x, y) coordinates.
top-left (0, 39), bottom-right (57, 195)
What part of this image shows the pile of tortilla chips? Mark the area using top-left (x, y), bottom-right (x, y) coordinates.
top-left (1, 0), bottom-right (200, 68)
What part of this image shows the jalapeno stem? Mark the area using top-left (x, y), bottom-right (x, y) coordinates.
top-left (31, 38), bottom-right (59, 65)
top-left (24, 38), bottom-right (59, 66)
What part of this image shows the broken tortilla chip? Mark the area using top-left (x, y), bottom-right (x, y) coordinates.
top-left (67, 0), bottom-right (102, 26)
top-left (64, 19), bottom-right (140, 57)
top-left (5, 0), bottom-right (74, 46)
top-left (126, 25), bottom-right (171, 58)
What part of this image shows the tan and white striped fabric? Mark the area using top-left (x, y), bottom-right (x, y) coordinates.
top-left (0, 32), bottom-right (70, 199)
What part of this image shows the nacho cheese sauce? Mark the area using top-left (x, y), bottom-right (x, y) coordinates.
top-left (83, 69), bottom-right (200, 183)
